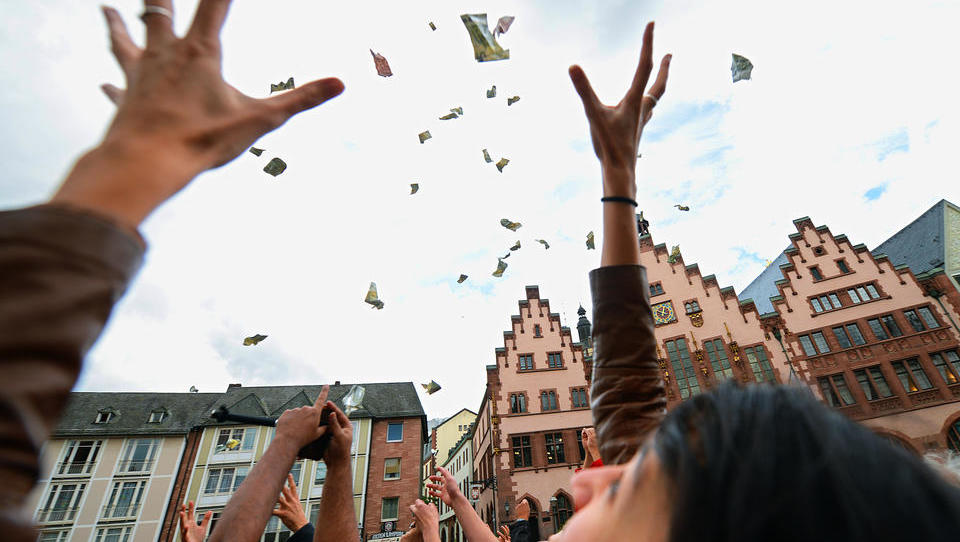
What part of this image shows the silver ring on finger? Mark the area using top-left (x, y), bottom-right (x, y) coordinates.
top-left (141, 5), bottom-right (173, 21)
top-left (644, 94), bottom-right (659, 105)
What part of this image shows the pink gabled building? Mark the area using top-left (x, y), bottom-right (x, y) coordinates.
top-left (472, 287), bottom-right (592, 538)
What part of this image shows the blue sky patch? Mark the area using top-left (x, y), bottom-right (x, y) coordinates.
top-left (864, 183), bottom-right (888, 201)
top-left (874, 129), bottom-right (908, 161)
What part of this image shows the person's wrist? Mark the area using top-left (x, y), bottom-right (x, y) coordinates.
top-left (601, 166), bottom-right (637, 199)
top-left (270, 431), bottom-right (304, 457)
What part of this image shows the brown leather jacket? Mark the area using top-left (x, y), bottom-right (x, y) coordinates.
top-left (589, 265), bottom-right (666, 465)
top-left (0, 205), bottom-right (144, 539)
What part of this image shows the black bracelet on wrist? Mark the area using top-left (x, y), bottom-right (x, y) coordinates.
top-left (601, 196), bottom-right (639, 207)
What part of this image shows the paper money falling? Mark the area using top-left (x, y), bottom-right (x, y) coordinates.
top-left (494, 16), bottom-right (515, 38)
top-left (486, 85), bottom-right (497, 98)
top-left (422, 380), bottom-right (442, 394)
top-left (492, 258), bottom-right (508, 277)
top-left (731, 54), bottom-right (753, 83)
top-left (264, 158), bottom-right (287, 177)
top-left (496, 158), bottom-right (510, 172)
top-left (483, 149), bottom-right (492, 163)
top-left (500, 218), bottom-right (522, 231)
top-left (341, 385), bottom-right (366, 416)
top-left (457, 274), bottom-right (468, 283)
top-left (439, 112), bottom-right (458, 120)
top-left (674, 204), bottom-right (690, 211)
top-left (668, 245), bottom-right (681, 264)
top-left (410, 183), bottom-right (419, 195)
top-left (364, 282), bottom-right (385, 309)
top-left (501, 252), bottom-right (511, 260)
top-left (451, 107), bottom-right (463, 116)
top-left (507, 96), bottom-right (520, 106)
top-left (586, 231), bottom-right (595, 250)
top-left (270, 77), bottom-right (295, 94)
top-left (243, 334), bottom-right (268, 346)
top-left (510, 241), bottom-right (521, 251)
top-left (429, 22), bottom-right (437, 31)
top-left (460, 13), bottom-right (510, 62)
top-left (419, 131), bottom-right (432, 144)
top-left (535, 239), bottom-right (550, 249)
top-left (371, 49), bottom-right (393, 77)
top-left (249, 147), bottom-right (264, 157)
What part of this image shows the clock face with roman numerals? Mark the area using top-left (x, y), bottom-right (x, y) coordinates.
top-left (652, 301), bottom-right (677, 326)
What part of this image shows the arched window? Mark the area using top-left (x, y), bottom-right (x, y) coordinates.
top-left (948, 419), bottom-right (960, 452)
top-left (555, 493), bottom-right (573, 530)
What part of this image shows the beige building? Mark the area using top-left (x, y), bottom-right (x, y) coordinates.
top-left (437, 432), bottom-right (473, 542)
top-left (28, 391), bottom-right (219, 542)
top-left (421, 409), bottom-right (475, 495)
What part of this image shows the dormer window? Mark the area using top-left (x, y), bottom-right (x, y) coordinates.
top-left (148, 410), bottom-right (168, 423)
top-left (810, 266), bottom-right (823, 281)
top-left (534, 324), bottom-right (543, 338)
top-left (95, 410), bottom-right (115, 424)
top-left (837, 259), bottom-right (850, 273)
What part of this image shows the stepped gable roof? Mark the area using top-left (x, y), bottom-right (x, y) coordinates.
top-left (53, 392), bottom-right (220, 437)
top-left (872, 199), bottom-right (952, 276)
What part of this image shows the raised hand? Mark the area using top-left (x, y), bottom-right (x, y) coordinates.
top-left (178, 501), bottom-right (210, 542)
top-left (515, 498), bottom-right (530, 521)
top-left (497, 525), bottom-right (511, 542)
top-left (52, 1), bottom-right (345, 230)
top-left (410, 499), bottom-right (441, 542)
top-left (272, 474), bottom-right (308, 532)
top-left (275, 385), bottom-right (329, 450)
top-left (321, 400), bottom-right (354, 468)
top-left (426, 467), bottom-right (465, 507)
top-left (568, 21), bottom-right (670, 193)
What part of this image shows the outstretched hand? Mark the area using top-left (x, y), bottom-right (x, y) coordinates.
top-left (426, 467), bottom-right (465, 507)
top-left (52, 1), bottom-right (344, 229)
top-left (569, 21), bottom-right (670, 191)
top-left (272, 474), bottom-right (308, 532)
top-left (178, 501), bottom-right (210, 542)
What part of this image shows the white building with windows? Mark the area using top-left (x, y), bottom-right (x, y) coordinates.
top-left (27, 391), bottom-right (220, 542)
top-left (438, 431), bottom-right (473, 542)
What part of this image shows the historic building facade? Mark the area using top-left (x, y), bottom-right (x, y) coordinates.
top-left (437, 432), bottom-right (473, 542)
top-left (472, 286), bottom-right (591, 538)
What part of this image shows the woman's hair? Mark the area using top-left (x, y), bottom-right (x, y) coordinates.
top-left (654, 382), bottom-right (960, 542)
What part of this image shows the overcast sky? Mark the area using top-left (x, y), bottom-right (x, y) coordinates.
top-left (2, 0), bottom-right (959, 421)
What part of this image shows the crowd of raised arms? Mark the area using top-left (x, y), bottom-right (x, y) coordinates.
top-left (2, 2), bottom-right (960, 542)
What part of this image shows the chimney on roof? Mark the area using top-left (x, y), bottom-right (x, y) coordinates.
top-left (228, 383), bottom-right (242, 390)
top-left (334, 380), bottom-right (341, 386)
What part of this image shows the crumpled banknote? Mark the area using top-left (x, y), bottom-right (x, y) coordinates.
top-left (501, 252), bottom-right (511, 259)
top-left (364, 282), bottom-right (385, 309)
top-left (496, 158), bottom-right (510, 172)
top-left (249, 147), bottom-right (264, 156)
top-left (674, 204), bottom-right (690, 211)
top-left (422, 380), bottom-right (442, 394)
top-left (586, 231), bottom-right (595, 250)
top-left (492, 258), bottom-right (508, 277)
top-left (494, 16), bottom-right (515, 38)
top-left (429, 22), bottom-right (437, 31)
top-left (731, 54), bottom-right (753, 82)
top-left (371, 49), bottom-right (393, 77)
top-left (341, 385), bottom-right (366, 415)
top-left (457, 274), bottom-right (468, 283)
top-left (270, 77), bottom-right (295, 94)
top-left (439, 112), bottom-right (458, 120)
top-left (451, 107), bottom-right (463, 116)
top-left (483, 149), bottom-right (492, 163)
top-left (500, 218), bottom-right (521, 231)
top-left (410, 183), bottom-right (419, 195)
top-left (507, 96), bottom-right (520, 106)
top-left (264, 158), bottom-right (287, 177)
top-left (487, 85), bottom-right (497, 98)
top-left (668, 245), bottom-right (681, 264)
top-left (510, 240), bottom-right (521, 251)
top-left (460, 13), bottom-right (510, 62)
top-left (419, 131), bottom-right (432, 144)
top-left (243, 334), bottom-right (268, 346)
top-left (535, 239), bottom-right (550, 249)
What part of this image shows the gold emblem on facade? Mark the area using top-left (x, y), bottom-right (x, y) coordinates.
top-left (689, 311), bottom-right (704, 327)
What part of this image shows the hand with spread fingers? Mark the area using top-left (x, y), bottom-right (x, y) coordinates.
top-left (568, 21), bottom-right (670, 195)
top-left (51, 1), bottom-right (344, 230)
top-left (497, 525), bottom-right (511, 542)
top-left (272, 474), bottom-right (308, 533)
top-left (410, 499), bottom-right (441, 542)
top-left (178, 501), bottom-right (210, 542)
top-left (426, 467), bottom-right (466, 508)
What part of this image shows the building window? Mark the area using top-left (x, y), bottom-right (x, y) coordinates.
top-left (903, 310), bottom-right (927, 332)
top-left (387, 422), bottom-right (404, 442)
top-left (865, 284), bottom-right (880, 299)
top-left (38, 531), bottom-right (70, 542)
top-left (547, 353), bottom-right (563, 368)
top-left (262, 516), bottom-right (293, 542)
top-left (867, 318), bottom-right (888, 340)
top-left (288, 461), bottom-right (303, 487)
top-left (848, 289), bottom-right (861, 304)
top-left (744, 346), bottom-right (775, 383)
top-left (518, 354), bottom-right (534, 371)
top-left (845, 323), bottom-right (866, 346)
top-left (684, 301), bottom-right (701, 314)
top-left (204, 466), bottom-right (249, 495)
top-left (665, 338), bottom-right (700, 399)
top-left (649, 282), bottom-right (664, 296)
top-left (381, 497), bottom-right (399, 521)
top-left (540, 391), bottom-right (558, 411)
top-left (810, 266), bottom-right (823, 281)
top-left (384, 458), bottom-right (401, 480)
top-left (798, 335), bottom-right (817, 356)
top-left (534, 324), bottom-right (543, 337)
top-left (512, 436), bottom-right (532, 468)
top-left (832, 326), bottom-right (852, 349)
top-left (314, 462), bottom-right (327, 485)
top-left (37, 482), bottom-right (86, 523)
top-left (931, 351), bottom-right (960, 385)
top-left (571, 387), bottom-right (588, 408)
top-left (555, 494), bottom-right (573, 530)
top-left (103, 480), bottom-right (147, 519)
top-left (703, 339), bottom-right (733, 380)
top-left (854, 366), bottom-right (894, 400)
top-left (576, 431), bottom-right (585, 461)
top-left (148, 410), bottom-right (167, 423)
top-left (948, 420), bottom-right (960, 453)
top-left (119, 439), bottom-right (159, 473)
top-left (818, 374), bottom-right (856, 407)
top-left (892, 359), bottom-right (934, 393)
top-left (880, 315), bottom-right (903, 337)
top-left (510, 393), bottom-right (527, 414)
top-left (811, 298), bottom-right (824, 313)
top-left (197, 509), bottom-right (221, 534)
top-left (837, 259), bottom-right (850, 273)
top-left (917, 307), bottom-right (940, 329)
top-left (801, 332), bottom-right (830, 354)
top-left (215, 427), bottom-right (256, 453)
top-left (545, 433), bottom-right (566, 464)
top-left (95, 411), bottom-right (114, 424)
top-left (93, 525), bottom-right (135, 542)
top-left (57, 440), bottom-right (102, 476)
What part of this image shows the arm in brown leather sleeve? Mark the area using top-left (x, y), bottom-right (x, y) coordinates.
top-left (0, 205), bottom-right (143, 536)
top-left (588, 264), bottom-right (665, 465)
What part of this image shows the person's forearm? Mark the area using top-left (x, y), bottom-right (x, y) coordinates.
top-left (600, 168), bottom-right (641, 267)
top-left (451, 496), bottom-right (498, 542)
top-left (210, 437), bottom-right (299, 542)
top-left (314, 461), bottom-right (358, 542)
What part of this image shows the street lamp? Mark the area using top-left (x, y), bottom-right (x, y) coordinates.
top-left (770, 327), bottom-right (799, 382)
top-left (504, 500), bottom-right (510, 518)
